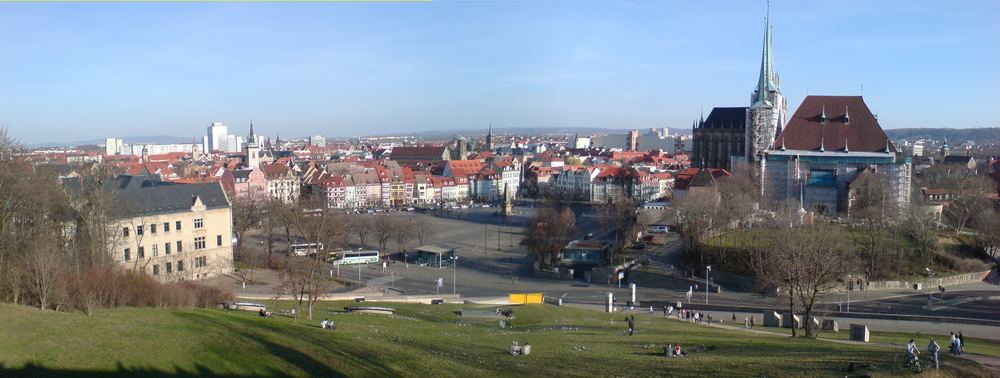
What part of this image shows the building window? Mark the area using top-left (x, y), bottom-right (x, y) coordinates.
top-left (136, 225), bottom-right (144, 236)
top-left (152, 244), bottom-right (158, 257)
top-left (194, 236), bottom-right (206, 250)
top-left (166, 262), bottom-right (172, 273)
top-left (217, 235), bottom-right (223, 246)
top-left (150, 224), bottom-right (157, 234)
top-left (195, 256), bottom-right (207, 268)
top-left (122, 227), bottom-right (130, 237)
top-left (124, 248), bottom-right (131, 261)
top-left (176, 221), bottom-right (182, 231)
top-left (152, 264), bottom-right (159, 275)
top-left (164, 243), bottom-right (171, 254)
top-left (194, 218), bottom-right (204, 229)
top-left (163, 222), bottom-right (170, 232)
top-left (177, 241), bottom-right (183, 253)
top-left (177, 260), bottom-right (185, 272)
top-left (137, 246), bottom-right (145, 259)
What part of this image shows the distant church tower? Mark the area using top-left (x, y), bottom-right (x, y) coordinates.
top-left (486, 123), bottom-right (495, 151)
top-left (747, 2), bottom-right (787, 171)
top-left (246, 122), bottom-right (260, 169)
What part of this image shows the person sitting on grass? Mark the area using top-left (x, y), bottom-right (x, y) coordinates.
top-left (320, 319), bottom-right (336, 330)
top-left (673, 344), bottom-right (686, 357)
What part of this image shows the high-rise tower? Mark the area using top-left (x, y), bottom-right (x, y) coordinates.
top-left (747, 1), bottom-right (787, 171)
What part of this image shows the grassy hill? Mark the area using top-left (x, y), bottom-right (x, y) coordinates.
top-left (0, 302), bottom-right (990, 377)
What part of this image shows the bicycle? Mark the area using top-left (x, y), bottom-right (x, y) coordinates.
top-left (903, 354), bottom-right (923, 373)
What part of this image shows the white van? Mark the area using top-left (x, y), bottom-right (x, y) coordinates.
top-left (648, 224), bottom-right (669, 234)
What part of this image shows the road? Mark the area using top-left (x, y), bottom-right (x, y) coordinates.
top-left (235, 206), bottom-right (1000, 335)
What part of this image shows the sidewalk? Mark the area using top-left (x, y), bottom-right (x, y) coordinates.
top-left (700, 317), bottom-right (1000, 375)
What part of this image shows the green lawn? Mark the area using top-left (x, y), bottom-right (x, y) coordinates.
top-left (0, 302), bottom-right (991, 377)
top-left (760, 325), bottom-right (1000, 359)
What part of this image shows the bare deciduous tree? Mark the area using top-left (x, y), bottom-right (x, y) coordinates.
top-left (372, 215), bottom-right (394, 253)
top-left (522, 207), bottom-right (577, 268)
top-left (943, 175), bottom-right (993, 235)
top-left (761, 223), bottom-right (854, 338)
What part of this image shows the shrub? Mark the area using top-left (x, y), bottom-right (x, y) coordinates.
top-left (60, 267), bottom-right (234, 313)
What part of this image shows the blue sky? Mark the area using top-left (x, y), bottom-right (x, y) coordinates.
top-left (1, 0), bottom-right (998, 144)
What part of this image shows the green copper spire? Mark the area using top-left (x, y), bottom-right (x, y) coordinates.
top-left (754, 0), bottom-right (777, 107)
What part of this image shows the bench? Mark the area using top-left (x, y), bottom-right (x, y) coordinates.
top-left (344, 306), bottom-right (395, 315)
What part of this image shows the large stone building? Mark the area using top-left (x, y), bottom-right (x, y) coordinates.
top-left (109, 175), bottom-right (234, 281)
top-left (691, 107), bottom-right (748, 170)
top-left (763, 95), bottom-right (911, 214)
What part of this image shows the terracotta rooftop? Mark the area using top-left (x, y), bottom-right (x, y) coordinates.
top-left (774, 95), bottom-right (895, 153)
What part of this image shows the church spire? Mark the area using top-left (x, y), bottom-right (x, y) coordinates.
top-left (753, 0), bottom-right (777, 107)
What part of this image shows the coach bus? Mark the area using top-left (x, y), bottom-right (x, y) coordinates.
top-left (289, 243), bottom-right (324, 256)
top-left (328, 250), bottom-right (380, 265)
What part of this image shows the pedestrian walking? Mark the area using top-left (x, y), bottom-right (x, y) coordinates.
top-left (950, 332), bottom-right (959, 355)
top-left (627, 315), bottom-right (636, 336)
top-left (750, 316), bottom-right (755, 329)
top-left (927, 338), bottom-right (940, 369)
top-left (649, 306), bottom-right (654, 315)
top-left (744, 316), bottom-right (750, 329)
top-left (958, 331), bottom-right (965, 354)
top-left (732, 312), bottom-right (737, 323)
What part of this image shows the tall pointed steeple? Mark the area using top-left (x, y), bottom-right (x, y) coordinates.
top-left (753, 0), bottom-right (777, 107)
top-left (486, 122), bottom-right (495, 150)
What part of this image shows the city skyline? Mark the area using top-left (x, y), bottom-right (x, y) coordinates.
top-left (2, 0), bottom-right (999, 144)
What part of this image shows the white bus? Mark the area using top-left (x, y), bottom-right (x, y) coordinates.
top-left (289, 243), bottom-right (324, 256)
top-left (329, 250), bottom-right (380, 265)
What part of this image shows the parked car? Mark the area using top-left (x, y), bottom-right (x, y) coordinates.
top-left (631, 243), bottom-right (647, 250)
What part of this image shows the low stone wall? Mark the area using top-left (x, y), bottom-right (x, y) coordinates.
top-left (854, 270), bottom-right (991, 292)
top-left (532, 264), bottom-right (574, 280)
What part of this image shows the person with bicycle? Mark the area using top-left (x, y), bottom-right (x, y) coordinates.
top-left (905, 339), bottom-right (920, 365)
top-left (927, 338), bottom-right (940, 369)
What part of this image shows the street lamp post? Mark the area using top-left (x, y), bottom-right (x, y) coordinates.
top-left (453, 255), bottom-right (459, 294)
top-left (846, 274), bottom-right (852, 313)
top-left (705, 266), bottom-right (711, 305)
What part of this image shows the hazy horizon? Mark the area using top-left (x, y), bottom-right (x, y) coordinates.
top-left (2, 1), bottom-right (998, 144)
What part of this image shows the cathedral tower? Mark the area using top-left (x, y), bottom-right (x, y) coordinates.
top-left (747, 2), bottom-right (787, 170)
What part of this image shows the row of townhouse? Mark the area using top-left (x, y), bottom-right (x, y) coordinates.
top-left (546, 165), bottom-right (675, 203)
top-left (305, 158), bottom-right (525, 208)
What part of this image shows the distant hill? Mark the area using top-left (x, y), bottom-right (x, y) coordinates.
top-left (397, 127), bottom-right (691, 139)
top-left (884, 127), bottom-right (1000, 144)
top-left (28, 136), bottom-right (195, 148)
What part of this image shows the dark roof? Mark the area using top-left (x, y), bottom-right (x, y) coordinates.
top-left (231, 169), bottom-right (251, 180)
top-left (774, 96), bottom-right (895, 153)
top-left (942, 155), bottom-right (974, 164)
top-left (699, 107), bottom-right (748, 130)
top-left (389, 146), bottom-right (448, 160)
top-left (109, 175), bottom-right (230, 216)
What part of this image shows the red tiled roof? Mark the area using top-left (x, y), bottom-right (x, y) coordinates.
top-left (674, 167), bottom-right (729, 190)
top-left (447, 160), bottom-right (483, 178)
top-left (775, 95), bottom-right (894, 153)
